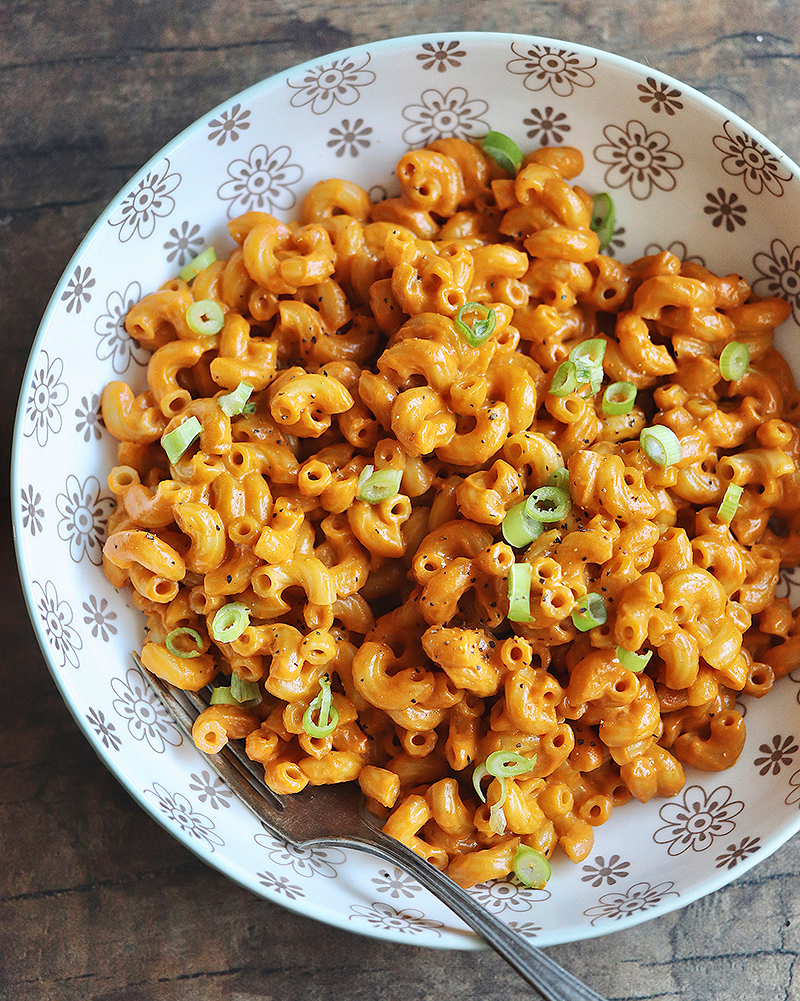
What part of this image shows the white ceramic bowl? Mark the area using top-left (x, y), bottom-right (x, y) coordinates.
top-left (13, 31), bottom-right (800, 949)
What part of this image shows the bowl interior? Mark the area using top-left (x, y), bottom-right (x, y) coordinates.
top-left (13, 31), bottom-right (800, 948)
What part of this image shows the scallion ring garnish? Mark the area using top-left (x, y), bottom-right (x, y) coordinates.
top-left (472, 762), bottom-right (490, 803)
top-left (602, 381), bottom-right (637, 416)
top-left (481, 130), bottom-right (524, 175)
top-left (525, 485), bottom-right (571, 523)
top-left (209, 686), bottom-right (238, 706)
top-left (488, 779), bottom-right (509, 835)
top-left (572, 592), bottom-right (607, 632)
top-left (357, 466), bottom-right (403, 504)
top-left (455, 302), bottom-right (497, 347)
top-left (302, 673), bottom-right (340, 738)
top-left (718, 483), bottom-right (743, 523)
top-left (549, 360), bottom-right (578, 397)
top-left (513, 845), bottom-right (552, 889)
top-left (546, 467), bottom-right (569, 492)
top-left (230, 673), bottom-right (262, 706)
top-left (210, 601), bottom-right (250, 643)
top-left (616, 646), bottom-right (653, 673)
top-left (179, 247), bottom-right (217, 282)
top-left (508, 563), bottom-right (534, 623)
top-left (719, 341), bottom-right (750, 381)
top-left (589, 193), bottom-right (616, 252)
top-left (162, 416), bottom-right (202, 464)
top-left (640, 425), bottom-right (683, 467)
top-left (570, 338), bottom-right (607, 387)
top-left (485, 750), bottom-right (537, 778)
top-left (218, 381), bottom-right (254, 417)
top-left (186, 299), bottom-right (225, 336)
top-left (502, 499), bottom-right (544, 548)
top-left (164, 626), bottom-right (204, 659)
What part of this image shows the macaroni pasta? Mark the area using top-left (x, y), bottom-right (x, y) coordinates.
top-left (101, 137), bottom-right (800, 888)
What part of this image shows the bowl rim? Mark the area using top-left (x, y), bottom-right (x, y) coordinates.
top-left (12, 29), bottom-right (800, 950)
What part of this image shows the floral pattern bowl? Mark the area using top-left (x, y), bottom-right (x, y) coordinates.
top-left (12, 31), bottom-right (800, 949)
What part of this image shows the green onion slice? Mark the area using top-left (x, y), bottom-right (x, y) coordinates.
top-left (488, 778), bottom-right (508, 835)
top-left (242, 401), bottom-right (257, 415)
top-left (525, 485), bottom-right (571, 523)
top-left (513, 845), bottom-right (552, 889)
top-left (616, 646), bottom-right (653, 673)
top-left (603, 381), bottom-right (637, 416)
top-left (230, 673), bottom-right (262, 706)
top-left (165, 626), bottom-right (204, 659)
top-left (572, 592), bottom-right (607, 632)
top-left (718, 482), bottom-right (743, 523)
top-left (472, 762), bottom-right (490, 803)
top-left (589, 193), bottom-right (616, 252)
top-left (549, 360), bottom-right (578, 397)
top-left (455, 302), bottom-right (497, 347)
top-left (186, 299), bottom-right (225, 336)
top-left (486, 750), bottom-right (537, 778)
top-left (502, 499), bottom-right (543, 548)
top-left (218, 381), bottom-right (254, 417)
top-left (209, 686), bottom-right (238, 705)
top-left (179, 247), bottom-right (217, 282)
top-left (481, 130), bottom-right (524, 175)
top-left (719, 341), bottom-right (750, 381)
top-left (508, 563), bottom-right (534, 623)
top-left (546, 467), bottom-right (569, 491)
top-left (210, 602), bottom-right (250, 643)
top-left (640, 425), bottom-right (683, 467)
top-left (302, 673), bottom-right (340, 738)
top-left (162, 416), bottom-right (202, 464)
top-left (570, 338), bottom-right (607, 392)
top-left (357, 466), bottom-right (403, 504)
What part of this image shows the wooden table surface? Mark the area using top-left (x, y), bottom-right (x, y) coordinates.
top-left (5, 2), bottom-right (800, 999)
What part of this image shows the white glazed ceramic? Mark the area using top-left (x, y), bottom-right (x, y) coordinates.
top-left (13, 32), bottom-right (800, 949)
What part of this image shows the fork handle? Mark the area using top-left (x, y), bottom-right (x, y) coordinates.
top-left (340, 833), bottom-right (606, 1001)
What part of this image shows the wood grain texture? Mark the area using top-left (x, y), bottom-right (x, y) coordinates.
top-left (4, 2), bottom-right (800, 998)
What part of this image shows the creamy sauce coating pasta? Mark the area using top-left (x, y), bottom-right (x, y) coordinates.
top-left (100, 138), bottom-right (800, 887)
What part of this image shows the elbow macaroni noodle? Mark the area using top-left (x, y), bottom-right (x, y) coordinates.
top-left (102, 137), bottom-right (800, 888)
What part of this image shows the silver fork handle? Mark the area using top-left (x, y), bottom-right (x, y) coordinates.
top-left (335, 832), bottom-right (605, 1001)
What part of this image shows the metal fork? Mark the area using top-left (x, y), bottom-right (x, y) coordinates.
top-left (142, 665), bottom-right (607, 1001)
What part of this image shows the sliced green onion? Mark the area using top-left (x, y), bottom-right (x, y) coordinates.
top-left (589, 193), bottom-right (616, 252)
top-left (546, 467), bottom-right (569, 491)
top-left (209, 686), bottom-right (238, 705)
top-left (186, 299), bottom-right (225, 336)
top-left (572, 592), bottom-right (607, 632)
top-left (455, 302), bottom-right (497, 347)
top-left (616, 646), bottom-right (653, 673)
top-left (603, 381), bottom-right (637, 416)
top-left (549, 360), bottom-right (578, 397)
top-left (481, 131), bottom-right (524, 175)
top-left (718, 483), bottom-right (743, 523)
top-left (640, 425), bottom-right (683, 467)
top-left (488, 777), bottom-right (508, 834)
top-left (162, 416), bottom-right (202, 464)
top-left (179, 247), bottom-right (217, 282)
top-left (502, 499), bottom-right (543, 548)
top-left (230, 673), bottom-right (262, 706)
top-left (472, 762), bottom-right (490, 803)
top-left (486, 750), bottom-right (537, 778)
top-left (513, 845), bottom-right (552, 889)
top-left (210, 601), bottom-right (250, 643)
top-left (218, 381), bottom-right (254, 417)
top-left (570, 338), bottom-right (606, 392)
top-left (357, 467), bottom-right (403, 504)
top-left (508, 563), bottom-right (534, 623)
top-left (165, 626), bottom-right (203, 659)
top-left (719, 341), bottom-right (750, 381)
top-left (242, 401), bottom-right (257, 415)
top-left (302, 674), bottom-right (340, 738)
top-left (525, 485), bottom-right (571, 523)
